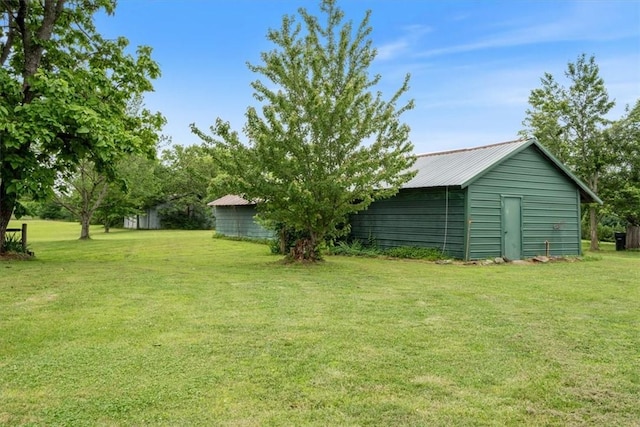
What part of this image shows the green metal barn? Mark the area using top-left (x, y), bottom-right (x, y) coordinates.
top-left (350, 138), bottom-right (601, 260)
top-left (208, 194), bottom-right (273, 239)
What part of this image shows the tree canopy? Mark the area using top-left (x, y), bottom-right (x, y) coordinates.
top-left (0, 0), bottom-right (164, 250)
top-left (522, 54), bottom-right (615, 251)
top-left (154, 144), bottom-right (217, 230)
top-left (600, 99), bottom-right (640, 248)
top-left (53, 153), bottom-right (163, 237)
top-left (192, 0), bottom-right (415, 260)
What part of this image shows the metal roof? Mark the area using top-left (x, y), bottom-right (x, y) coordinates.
top-left (403, 138), bottom-right (601, 204)
top-left (403, 139), bottom-right (531, 189)
top-left (207, 194), bottom-right (254, 207)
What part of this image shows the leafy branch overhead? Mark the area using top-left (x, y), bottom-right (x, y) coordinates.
top-left (192, 0), bottom-right (416, 261)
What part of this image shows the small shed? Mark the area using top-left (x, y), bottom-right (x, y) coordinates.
top-left (124, 204), bottom-right (166, 230)
top-left (350, 138), bottom-right (601, 260)
top-left (208, 195), bottom-right (274, 239)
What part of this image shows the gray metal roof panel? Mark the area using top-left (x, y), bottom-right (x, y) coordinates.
top-left (207, 194), bottom-right (254, 206)
top-left (403, 139), bottom-right (530, 189)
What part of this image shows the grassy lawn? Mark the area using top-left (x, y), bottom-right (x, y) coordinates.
top-left (1, 220), bottom-right (639, 426)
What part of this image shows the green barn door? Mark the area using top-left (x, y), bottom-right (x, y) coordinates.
top-left (502, 196), bottom-right (522, 260)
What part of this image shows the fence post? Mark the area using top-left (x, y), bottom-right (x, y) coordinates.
top-left (21, 223), bottom-right (27, 253)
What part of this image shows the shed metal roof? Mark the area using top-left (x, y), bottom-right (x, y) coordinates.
top-left (404, 139), bottom-right (530, 188)
top-left (207, 194), bottom-right (255, 207)
top-left (404, 138), bottom-right (601, 204)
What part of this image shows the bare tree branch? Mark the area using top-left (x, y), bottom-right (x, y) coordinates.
top-left (88, 182), bottom-right (109, 217)
top-left (53, 192), bottom-right (80, 216)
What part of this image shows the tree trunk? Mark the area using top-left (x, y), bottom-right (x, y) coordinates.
top-left (79, 179), bottom-right (108, 239)
top-left (290, 234), bottom-right (321, 261)
top-left (589, 205), bottom-right (599, 251)
top-left (279, 227), bottom-right (287, 255)
top-left (627, 225), bottom-right (640, 249)
top-left (0, 182), bottom-right (17, 253)
top-left (80, 215), bottom-right (91, 240)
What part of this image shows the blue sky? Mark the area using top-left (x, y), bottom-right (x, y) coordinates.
top-left (96, 0), bottom-right (640, 154)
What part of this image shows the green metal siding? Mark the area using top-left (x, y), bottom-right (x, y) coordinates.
top-left (350, 188), bottom-right (466, 258)
top-left (214, 206), bottom-right (274, 239)
top-left (468, 146), bottom-right (581, 259)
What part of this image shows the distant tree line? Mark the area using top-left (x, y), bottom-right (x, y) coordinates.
top-left (19, 143), bottom-right (220, 237)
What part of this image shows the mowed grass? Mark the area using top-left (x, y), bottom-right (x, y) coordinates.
top-left (1, 220), bottom-right (638, 426)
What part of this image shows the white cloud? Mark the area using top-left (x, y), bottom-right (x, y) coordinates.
top-left (377, 40), bottom-right (410, 61)
top-left (416, 2), bottom-right (638, 59)
top-left (376, 25), bottom-right (432, 61)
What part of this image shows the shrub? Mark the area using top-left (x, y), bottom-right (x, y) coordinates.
top-left (159, 205), bottom-right (213, 230)
top-left (329, 240), bottom-right (380, 257)
top-left (382, 246), bottom-right (446, 260)
top-left (581, 223), bottom-right (620, 242)
top-left (328, 239), bottom-right (451, 261)
top-left (1, 232), bottom-right (30, 254)
top-left (36, 200), bottom-right (75, 221)
top-left (213, 233), bottom-right (273, 247)
top-left (581, 215), bottom-right (625, 242)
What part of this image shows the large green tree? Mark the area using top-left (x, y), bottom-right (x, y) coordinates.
top-left (154, 144), bottom-right (217, 230)
top-left (0, 0), bottom-right (163, 251)
top-left (522, 54), bottom-right (615, 251)
top-left (601, 99), bottom-right (640, 248)
top-left (192, 0), bottom-right (415, 260)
